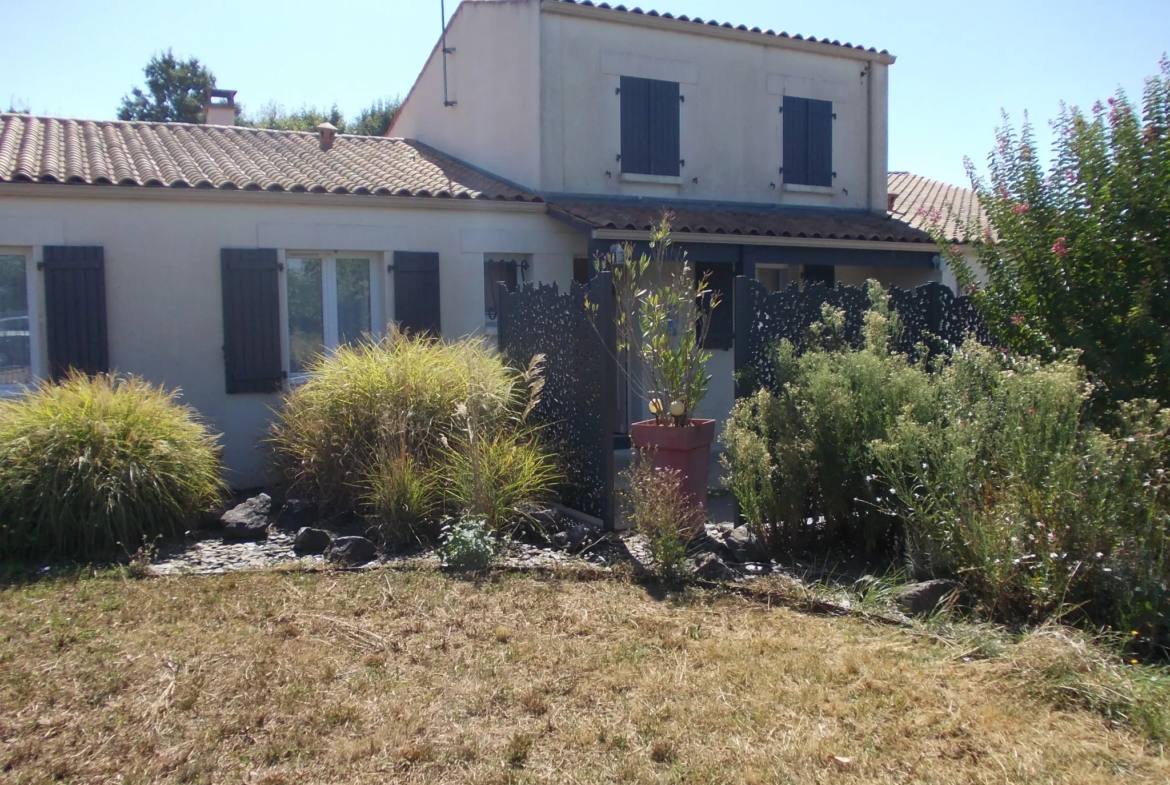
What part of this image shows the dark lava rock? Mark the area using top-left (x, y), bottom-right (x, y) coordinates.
top-left (221, 494), bottom-right (272, 541)
top-left (327, 536), bottom-right (378, 566)
top-left (567, 521), bottom-right (603, 552)
top-left (894, 580), bottom-right (960, 615)
top-left (293, 527), bottom-right (333, 555)
top-left (693, 552), bottom-right (735, 581)
top-left (551, 531), bottom-right (571, 550)
top-left (722, 525), bottom-right (763, 563)
top-left (277, 498), bottom-right (318, 530)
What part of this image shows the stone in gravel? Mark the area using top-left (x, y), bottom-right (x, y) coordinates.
top-left (567, 522), bottom-right (603, 552)
top-left (722, 525), bottom-right (763, 563)
top-left (327, 536), bottom-right (378, 566)
top-left (551, 531), bottom-right (570, 550)
top-left (221, 494), bottom-right (271, 541)
top-left (894, 580), bottom-right (959, 615)
top-left (693, 552), bottom-right (734, 581)
top-left (277, 498), bottom-right (317, 530)
top-left (293, 527), bottom-right (332, 555)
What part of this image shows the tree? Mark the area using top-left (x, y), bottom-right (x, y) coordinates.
top-left (240, 96), bottom-right (401, 136)
top-left (939, 58), bottom-right (1170, 407)
top-left (118, 50), bottom-right (216, 123)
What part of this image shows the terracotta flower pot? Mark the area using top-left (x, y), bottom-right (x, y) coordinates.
top-left (630, 418), bottom-right (716, 513)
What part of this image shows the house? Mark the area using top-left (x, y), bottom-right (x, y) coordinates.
top-left (0, 0), bottom-right (952, 487)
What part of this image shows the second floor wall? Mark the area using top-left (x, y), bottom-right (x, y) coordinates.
top-left (392, 0), bottom-right (893, 212)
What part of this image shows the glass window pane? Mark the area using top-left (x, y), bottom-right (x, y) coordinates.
top-left (287, 258), bottom-right (323, 373)
top-left (0, 255), bottom-right (30, 385)
top-left (335, 259), bottom-right (371, 347)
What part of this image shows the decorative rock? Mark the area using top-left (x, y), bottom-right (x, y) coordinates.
top-left (551, 531), bottom-right (570, 550)
top-left (722, 525), bottom-right (763, 563)
top-left (693, 552), bottom-right (734, 581)
top-left (894, 580), bottom-right (960, 615)
top-left (277, 498), bottom-right (317, 530)
top-left (567, 524), bottom-right (591, 551)
top-left (293, 527), bottom-right (333, 555)
top-left (327, 536), bottom-right (378, 566)
top-left (221, 494), bottom-right (272, 541)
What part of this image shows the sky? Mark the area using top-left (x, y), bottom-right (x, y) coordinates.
top-left (2, 0), bottom-right (1167, 188)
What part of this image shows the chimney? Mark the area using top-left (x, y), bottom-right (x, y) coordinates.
top-left (203, 89), bottom-right (238, 126)
top-left (316, 122), bottom-right (338, 151)
top-left (887, 192), bottom-right (899, 213)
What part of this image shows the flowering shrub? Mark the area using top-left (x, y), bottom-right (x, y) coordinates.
top-left (936, 58), bottom-right (1170, 408)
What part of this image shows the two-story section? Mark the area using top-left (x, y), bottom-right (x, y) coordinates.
top-left (392, 0), bottom-right (942, 433)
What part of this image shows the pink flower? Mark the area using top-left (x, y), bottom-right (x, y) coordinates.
top-left (1012, 202), bottom-right (1030, 215)
top-left (1141, 278), bottom-right (1151, 286)
top-left (997, 186), bottom-right (1009, 198)
top-left (965, 283), bottom-right (976, 295)
top-left (949, 245), bottom-right (961, 255)
top-left (1107, 97), bottom-right (1116, 107)
top-left (1011, 315), bottom-right (1025, 326)
top-left (1052, 237), bottom-right (1068, 258)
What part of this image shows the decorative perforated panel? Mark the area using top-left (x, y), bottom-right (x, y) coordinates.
top-left (497, 273), bottom-right (617, 527)
top-left (734, 278), bottom-right (994, 397)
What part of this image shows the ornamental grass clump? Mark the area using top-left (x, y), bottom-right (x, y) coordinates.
top-left (0, 373), bottom-right (224, 562)
top-left (270, 330), bottom-right (557, 542)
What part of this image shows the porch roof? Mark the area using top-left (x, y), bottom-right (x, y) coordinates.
top-left (546, 198), bottom-right (935, 245)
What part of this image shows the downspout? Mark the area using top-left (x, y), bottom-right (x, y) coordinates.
top-left (863, 61), bottom-right (873, 213)
top-left (441, 0), bottom-right (457, 107)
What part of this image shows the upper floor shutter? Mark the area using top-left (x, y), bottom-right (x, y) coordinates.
top-left (621, 76), bottom-right (680, 177)
top-left (42, 246), bottom-right (108, 380)
top-left (221, 248), bottom-right (282, 394)
top-left (649, 79), bottom-right (681, 177)
top-left (620, 76), bottom-right (652, 175)
top-left (783, 96), bottom-right (833, 187)
top-left (394, 252), bottom-right (441, 337)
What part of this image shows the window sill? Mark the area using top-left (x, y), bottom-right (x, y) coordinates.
top-left (783, 183), bottom-right (836, 195)
top-left (620, 173), bottom-right (682, 186)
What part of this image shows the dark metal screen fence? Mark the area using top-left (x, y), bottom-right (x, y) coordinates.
top-left (734, 278), bottom-right (993, 397)
top-left (497, 272), bottom-right (617, 527)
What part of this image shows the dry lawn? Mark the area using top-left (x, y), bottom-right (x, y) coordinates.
top-left (0, 568), bottom-right (1166, 784)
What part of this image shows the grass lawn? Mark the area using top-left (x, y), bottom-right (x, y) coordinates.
top-left (0, 567), bottom-right (1166, 784)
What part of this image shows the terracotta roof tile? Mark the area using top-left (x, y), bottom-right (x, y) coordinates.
top-left (548, 199), bottom-right (934, 244)
top-left (0, 114), bottom-right (541, 202)
top-left (547, 0), bottom-right (892, 57)
top-left (887, 172), bottom-right (987, 244)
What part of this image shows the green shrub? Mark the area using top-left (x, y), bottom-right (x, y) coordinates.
top-left (270, 331), bottom-right (557, 538)
top-left (874, 345), bottom-right (1169, 636)
top-left (622, 456), bottom-right (703, 580)
top-left (0, 373), bottom-right (224, 562)
top-left (439, 516), bottom-right (497, 570)
top-left (722, 286), bottom-right (934, 552)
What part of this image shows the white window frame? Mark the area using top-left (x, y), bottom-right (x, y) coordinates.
top-left (483, 254), bottom-right (532, 333)
top-left (0, 246), bottom-right (42, 398)
top-left (281, 251), bottom-right (382, 382)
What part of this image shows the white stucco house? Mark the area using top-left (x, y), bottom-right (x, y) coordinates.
top-left (0, 0), bottom-right (959, 487)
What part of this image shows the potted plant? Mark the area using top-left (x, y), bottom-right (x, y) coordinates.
top-left (599, 214), bottom-right (721, 511)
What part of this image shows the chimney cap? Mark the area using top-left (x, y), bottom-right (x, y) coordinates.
top-left (316, 122), bottom-right (339, 151)
top-left (204, 88), bottom-right (237, 105)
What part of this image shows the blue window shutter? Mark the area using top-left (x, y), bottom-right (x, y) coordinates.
top-left (783, 96), bottom-right (809, 185)
top-left (807, 98), bottom-right (833, 187)
top-left (620, 76), bottom-right (651, 175)
top-left (649, 79), bottom-right (680, 177)
top-left (394, 251), bottom-right (441, 337)
top-left (221, 248), bottom-right (282, 394)
top-left (43, 246), bottom-right (108, 380)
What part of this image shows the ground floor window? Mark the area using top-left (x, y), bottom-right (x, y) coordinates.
top-left (756, 265), bottom-right (835, 292)
top-left (484, 256), bottom-right (529, 328)
top-left (0, 251), bottom-right (32, 388)
top-left (286, 254), bottom-right (376, 374)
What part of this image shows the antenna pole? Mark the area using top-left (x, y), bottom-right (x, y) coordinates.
top-left (441, 0), bottom-right (456, 107)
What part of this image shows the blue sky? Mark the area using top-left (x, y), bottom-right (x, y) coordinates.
top-left (2, 0), bottom-right (1167, 188)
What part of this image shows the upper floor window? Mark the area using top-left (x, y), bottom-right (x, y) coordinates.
top-left (620, 76), bottom-right (680, 178)
top-left (0, 251), bottom-right (32, 389)
top-left (286, 254), bottom-right (375, 374)
top-left (783, 96), bottom-right (833, 187)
